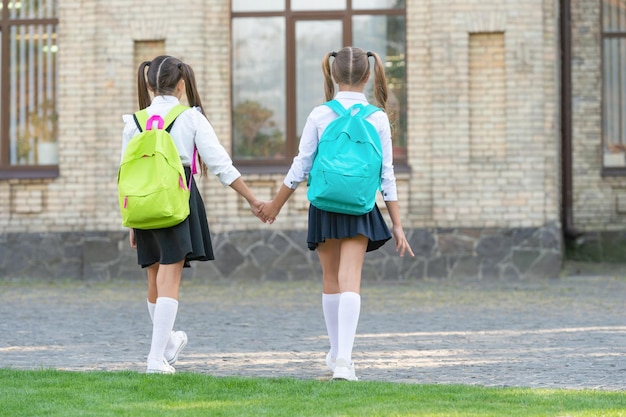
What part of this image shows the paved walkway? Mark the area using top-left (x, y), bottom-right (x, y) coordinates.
top-left (1, 262), bottom-right (625, 390)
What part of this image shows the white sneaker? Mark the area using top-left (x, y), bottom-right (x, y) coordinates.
top-left (332, 358), bottom-right (358, 381)
top-left (326, 351), bottom-right (336, 372)
top-left (165, 331), bottom-right (188, 365)
top-left (146, 358), bottom-right (175, 374)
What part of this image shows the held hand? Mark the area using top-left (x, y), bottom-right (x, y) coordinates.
top-left (129, 229), bottom-right (137, 249)
top-left (250, 200), bottom-right (267, 223)
top-left (392, 225), bottom-right (414, 257)
top-left (260, 200), bottom-right (281, 224)
top-left (228, 178), bottom-right (271, 224)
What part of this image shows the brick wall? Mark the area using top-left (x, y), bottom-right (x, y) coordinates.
top-left (469, 32), bottom-right (506, 161)
top-left (406, 0), bottom-right (560, 229)
top-left (0, 0), bottom-right (263, 234)
top-left (0, 0), bottom-right (566, 279)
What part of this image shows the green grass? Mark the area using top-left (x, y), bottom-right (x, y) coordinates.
top-left (1, 369), bottom-right (625, 417)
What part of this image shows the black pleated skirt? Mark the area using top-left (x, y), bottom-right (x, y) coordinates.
top-left (307, 204), bottom-right (392, 252)
top-left (134, 167), bottom-right (214, 268)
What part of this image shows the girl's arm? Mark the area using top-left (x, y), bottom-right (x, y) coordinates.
top-left (129, 228), bottom-right (137, 248)
top-left (229, 177), bottom-right (265, 223)
top-left (383, 200), bottom-right (414, 257)
top-left (261, 184), bottom-right (295, 224)
top-left (260, 184), bottom-right (295, 224)
top-left (260, 112), bottom-right (320, 224)
top-left (192, 112), bottom-right (241, 186)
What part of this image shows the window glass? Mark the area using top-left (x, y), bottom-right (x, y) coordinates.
top-left (134, 40), bottom-right (166, 103)
top-left (296, 20), bottom-right (343, 135)
top-left (232, 17), bottom-right (286, 160)
top-left (602, 38), bottom-right (626, 166)
top-left (232, 0), bottom-right (284, 12)
top-left (353, 0), bottom-right (405, 10)
top-left (291, 0), bottom-right (345, 11)
top-left (602, 1), bottom-right (626, 168)
top-left (10, 24), bottom-right (59, 166)
top-left (8, 0), bottom-right (57, 19)
top-left (230, 3), bottom-right (406, 163)
top-left (602, 0), bottom-right (626, 32)
top-left (0, 29), bottom-right (2, 164)
top-left (354, 14), bottom-right (407, 153)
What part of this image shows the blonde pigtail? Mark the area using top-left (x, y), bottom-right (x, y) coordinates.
top-left (322, 52), bottom-right (336, 101)
top-left (369, 51), bottom-right (388, 113)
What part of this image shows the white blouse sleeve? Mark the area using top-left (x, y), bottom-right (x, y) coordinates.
top-left (375, 112), bottom-right (398, 201)
top-left (191, 110), bottom-right (241, 186)
top-left (283, 114), bottom-right (319, 189)
top-left (120, 114), bottom-right (139, 163)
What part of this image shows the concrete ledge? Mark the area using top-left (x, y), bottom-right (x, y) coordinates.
top-left (565, 231), bottom-right (626, 262)
top-left (0, 223), bottom-right (562, 281)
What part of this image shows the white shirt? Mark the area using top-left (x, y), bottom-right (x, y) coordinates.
top-left (121, 95), bottom-right (241, 186)
top-left (283, 91), bottom-right (398, 201)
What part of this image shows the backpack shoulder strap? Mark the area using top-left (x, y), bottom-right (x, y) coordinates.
top-left (356, 104), bottom-right (383, 156)
top-left (357, 104), bottom-right (382, 119)
top-left (163, 105), bottom-right (190, 132)
top-left (324, 99), bottom-right (348, 116)
top-left (133, 110), bottom-right (149, 132)
top-left (133, 105), bottom-right (189, 133)
top-left (326, 100), bottom-right (381, 119)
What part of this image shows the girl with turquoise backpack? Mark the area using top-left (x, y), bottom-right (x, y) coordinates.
top-left (260, 47), bottom-right (414, 381)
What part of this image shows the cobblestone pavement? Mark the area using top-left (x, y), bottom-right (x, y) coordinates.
top-left (1, 262), bottom-right (625, 390)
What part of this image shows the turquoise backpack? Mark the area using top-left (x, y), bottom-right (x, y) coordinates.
top-left (117, 104), bottom-right (192, 229)
top-left (307, 99), bottom-right (383, 215)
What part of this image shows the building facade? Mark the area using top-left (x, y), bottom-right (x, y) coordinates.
top-left (0, 0), bottom-right (621, 281)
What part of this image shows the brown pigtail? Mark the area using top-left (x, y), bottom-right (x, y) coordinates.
top-left (137, 61), bottom-right (152, 109)
top-left (180, 63), bottom-right (205, 116)
top-left (179, 63), bottom-right (208, 177)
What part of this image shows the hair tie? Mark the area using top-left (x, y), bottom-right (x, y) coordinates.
top-left (177, 63), bottom-right (182, 69)
top-left (367, 51), bottom-right (373, 58)
top-left (330, 52), bottom-right (337, 57)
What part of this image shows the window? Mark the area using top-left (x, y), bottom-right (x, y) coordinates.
top-left (231, 0), bottom-right (406, 167)
top-left (134, 40), bottom-right (165, 103)
top-left (602, 0), bottom-right (626, 170)
top-left (0, 0), bottom-right (59, 178)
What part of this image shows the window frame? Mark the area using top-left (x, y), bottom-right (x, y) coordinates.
top-left (231, 2), bottom-right (406, 171)
top-left (601, 0), bottom-right (626, 176)
top-left (0, 0), bottom-right (59, 179)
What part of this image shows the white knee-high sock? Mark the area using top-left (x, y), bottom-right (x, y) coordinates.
top-left (148, 297), bottom-right (178, 364)
top-left (147, 299), bottom-right (155, 322)
top-left (322, 293), bottom-right (341, 358)
top-left (147, 299), bottom-right (176, 352)
top-left (336, 292), bottom-right (361, 364)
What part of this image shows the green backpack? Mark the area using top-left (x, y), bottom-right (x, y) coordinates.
top-left (118, 104), bottom-right (191, 229)
top-left (307, 100), bottom-right (383, 215)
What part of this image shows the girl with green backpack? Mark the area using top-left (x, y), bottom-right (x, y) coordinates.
top-left (259, 47), bottom-right (414, 381)
top-left (121, 55), bottom-right (265, 374)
